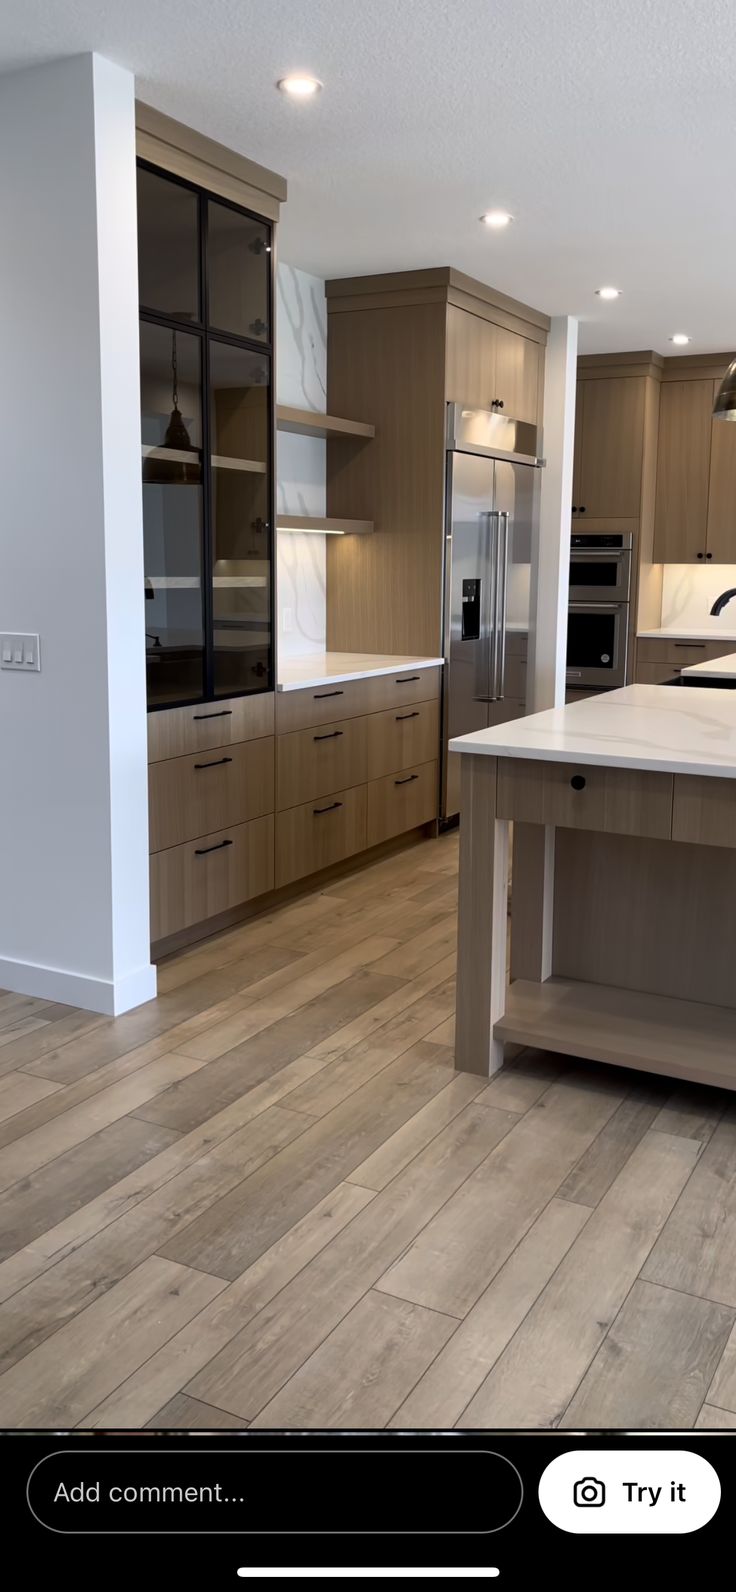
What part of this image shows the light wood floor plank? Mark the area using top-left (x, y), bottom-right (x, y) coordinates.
top-left (390, 1197), bottom-right (591, 1430)
top-left (84, 1182), bottom-right (375, 1429)
top-left (650, 1084), bottom-right (727, 1144)
top-left (0, 1255), bottom-right (226, 1428)
top-left (704, 1321), bottom-right (736, 1414)
top-left (0, 1071), bottom-right (60, 1124)
top-left (186, 1102), bottom-right (516, 1421)
top-left (556, 1085), bottom-right (665, 1208)
top-left (146, 1392), bottom-right (248, 1429)
top-left (0, 1116), bottom-right (179, 1262)
top-left (0, 1049), bottom-right (215, 1193)
top-left (133, 970), bottom-right (403, 1135)
top-left (461, 1129), bottom-right (701, 1428)
top-left (0, 1105), bottom-right (310, 1373)
top-left (642, 1110), bottom-right (736, 1307)
top-left (347, 1072), bottom-right (489, 1191)
top-left (696, 1403), bottom-right (736, 1428)
top-left (474, 1050), bottom-right (565, 1115)
top-left (375, 1073), bottom-right (625, 1318)
top-left (0, 1008), bottom-right (104, 1078)
top-left (0, 1018), bottom-right (51, 1049)
top-left (284, 975), bottom-right (456, 1119)
top-left (564, 1279), bottom-right (734, 1429)
top-left (252, 1290), bottom-right (456, 1429)
top-left (160, 1043), bottom-right (458, 1280)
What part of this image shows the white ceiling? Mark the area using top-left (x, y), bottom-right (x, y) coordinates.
top-left (2, 0), bottom-right (735, 354)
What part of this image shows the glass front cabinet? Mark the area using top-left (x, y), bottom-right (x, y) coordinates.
top-left (137, 161), bottom-right (274, 710)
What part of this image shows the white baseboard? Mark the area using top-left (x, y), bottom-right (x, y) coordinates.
top-left (0, 956), bottom-right (157, 1016)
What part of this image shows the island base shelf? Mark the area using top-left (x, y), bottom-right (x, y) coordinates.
top-left (496, 977), bottom-right (736, 1091)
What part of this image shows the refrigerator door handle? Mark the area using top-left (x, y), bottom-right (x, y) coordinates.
top-left (493, 510), bottom-right (510, 699)
top-left (480, 510), bottom-right (499, 702)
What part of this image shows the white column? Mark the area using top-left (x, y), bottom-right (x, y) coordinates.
top-left (0, 54), bottom-right (155, 1015)
top-left (528, 315), bottom-right (578, 711)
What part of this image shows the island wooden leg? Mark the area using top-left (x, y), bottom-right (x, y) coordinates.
top-left (454, 754), bottom-right (510, 1077)
top-left (510, 822), bottom-right (556, 982)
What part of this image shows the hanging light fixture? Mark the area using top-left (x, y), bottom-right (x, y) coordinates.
top-left (713, 356), bottom-right (736, 421)
top-left (143, 332), bottom-right (201, 483)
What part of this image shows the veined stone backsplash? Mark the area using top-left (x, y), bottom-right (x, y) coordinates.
top-left (276, 264), bottom-right (328, 659)
top-left (660, 563), bottom-right (736, 632)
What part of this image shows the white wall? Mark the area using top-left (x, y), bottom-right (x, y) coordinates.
top-left (276, 264), bottom-right (328, 658)
top-left (0, 54), bottom-right (154, 1015)
top-left (528, 315), bottom-right (578, 710)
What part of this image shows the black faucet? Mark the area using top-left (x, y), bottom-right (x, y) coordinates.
top-left (711, 588), bottom-right (736, 616)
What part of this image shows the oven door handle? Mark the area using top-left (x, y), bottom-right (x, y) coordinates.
top-left (568, 602), bottom-right (627, 612)
top-left (570, 550), bottom-right (631, 558)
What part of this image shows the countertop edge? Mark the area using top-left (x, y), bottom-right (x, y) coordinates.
top-left (448, 738), bottom-right (736, 779)
top-left (277, 656), bottom-right (444, 692)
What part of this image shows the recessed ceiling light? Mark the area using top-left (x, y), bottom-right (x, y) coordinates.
top-left (596, 286), bottom-right (621, 300)
top-left (670, 333), bottom-right (691, 345)
top-left (277, 74), bottom-right (323, 98)
top-left (480, 210), bottom-right (513, 229)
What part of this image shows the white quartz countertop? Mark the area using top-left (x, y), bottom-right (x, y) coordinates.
top-left (277, 652), bottom-right (444, 692)
top-left (449, 683), bottom-right (736, 778)
top-left (682, 652), bottom-right (736, 679)
top-left (638, 626), bottom-right (736, 642)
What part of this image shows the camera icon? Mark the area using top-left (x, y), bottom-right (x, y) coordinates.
top-left (573, 1476), bottom-right (606, 1508)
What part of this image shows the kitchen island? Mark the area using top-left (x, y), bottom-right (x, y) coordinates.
top-left (451, 684), bottom-right (736, 1086)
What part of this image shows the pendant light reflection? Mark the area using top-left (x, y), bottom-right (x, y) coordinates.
top-left (713, 357), bottom-right (736, 421)
top-left (143, 332), bottom-right (201, 483)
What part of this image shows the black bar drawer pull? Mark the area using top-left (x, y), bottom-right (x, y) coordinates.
top-left (193, 756), bottom-right (233, 770)
top-left (194, 838), bottom-right (234, 856)
top-left (395, 674), bottom-right (420, 683)
top-left (396, 711), bottom-right (420, 721)
top-left (395, 773), bottom-right (419, 786)
top-left (570, 774), bottom-right (586, 791)
top-left (192, 709), bottom-right (233, 721)
top-left (314, 689), bottom-right (344, 699)
top-left (674, 642), bottom-right (705, 649)
top-left (314, 730), bottom-right (344, 742)
top-left (313, 801), bottom-right (343, 815)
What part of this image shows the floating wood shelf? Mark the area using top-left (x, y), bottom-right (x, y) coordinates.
top-left (496, 976), bottom-right (736, 1090)
top-left (211, 455), bottom-right (266, 474)
top-left (142, 446), bottom-right (265, 474)
top-left (277, 515), bottom-right (373, 536)
top-left (276, 404), bottom-right (375, 441)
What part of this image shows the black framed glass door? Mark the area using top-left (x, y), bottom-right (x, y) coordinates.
top-left (137, 160), bottom-right (274, 711)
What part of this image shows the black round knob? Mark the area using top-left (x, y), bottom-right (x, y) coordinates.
top-left (572, 506), bottom-right (578, 514)
top-left (570, 774), bottom-right (586, 791)
top-left (706, 551), bottom-right (713, 560)
top-left (579, 506), bottom-right (586, 513)
top-left (697, 552), bottom-right (704, 560)
top-left (498, 400), bottom-right (504, 409)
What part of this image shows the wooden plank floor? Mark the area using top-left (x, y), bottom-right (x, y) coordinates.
top-left (1, 827), bottom-right (736, 1430)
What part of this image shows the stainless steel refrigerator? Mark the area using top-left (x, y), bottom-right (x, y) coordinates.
top-left (442, 404), bottom-right (543, 820)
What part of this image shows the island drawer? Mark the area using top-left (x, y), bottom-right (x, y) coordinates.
top-left (275, 784), bottom-right (367, 886)
top-left (637, 639), bottom-right (736, 667)
top-left (150, 815), bottom-right (274, 942)
top-left (276, 667), bottom-right (441, 734)
top-left (672, 775), bottom-right (736, 848)
top-left (365, 699), bottom-right (439, 782)
top-left (366, 760), bottom-right (438, 848)
top-left (496, 758), bottom-right (674, 839)
top-left (148, 736), bottom-right (274, 853)
top-left (148, 694), bottom-right (274, 763)
top-left (277, 717), bottom-right (368, 810)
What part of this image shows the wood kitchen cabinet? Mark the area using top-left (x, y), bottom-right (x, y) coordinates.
top-left (444, 307), bottom-right (541, 425)
top-left (653, 379), bottom-right (714, 562)
top-left (706, 385), bottom-right (736, 562)
top-left (573, 376), bottom-right (646, 519)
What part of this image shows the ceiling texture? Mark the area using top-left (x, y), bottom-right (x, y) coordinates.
top-left (1, 0), bottom-right (735, 353)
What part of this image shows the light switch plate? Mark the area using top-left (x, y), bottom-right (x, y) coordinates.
top-left (1, 633), bottom-right (41, 671)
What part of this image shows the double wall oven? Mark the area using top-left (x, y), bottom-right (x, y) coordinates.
top-left (566, 532), bottom-right (632, 692)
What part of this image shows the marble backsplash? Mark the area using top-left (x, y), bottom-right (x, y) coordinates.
top-left (660, 563), bottom-right (736, 632)
top-left (276, 264), bottom-right (328, 659)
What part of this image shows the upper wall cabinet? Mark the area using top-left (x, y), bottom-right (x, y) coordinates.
top-left (138, 162), bottom-right (274, 711)
top-left (573, 377), bottom-right (646, 519)
top-left (445, 307), bottom-right (541, 425)
top-left (653, 372), bottom-right (736, 563)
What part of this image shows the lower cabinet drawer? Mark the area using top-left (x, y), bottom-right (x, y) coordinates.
top-left (276, 784), bottom-right (367, 887)
top-left (277, 717), bottom-right (367, 810)
top-left (365, 699), bottom-right (439, 781)
top-left (366, 760), bottom-right (438, 848)
top-left (147, 693), bottom-right (274, 763)
top-left (637, 639), bottom-right (736, 667)
top-left (496, 757), bottom-right (673, 839)
top-left (148, 736), bottom-right (274, 853)
top-left (150, 815), bottom-right (274, 942)
top-left (673, 774), bottom-right (736, 848)
top-left (635, 663), bottom-right (680, 685)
